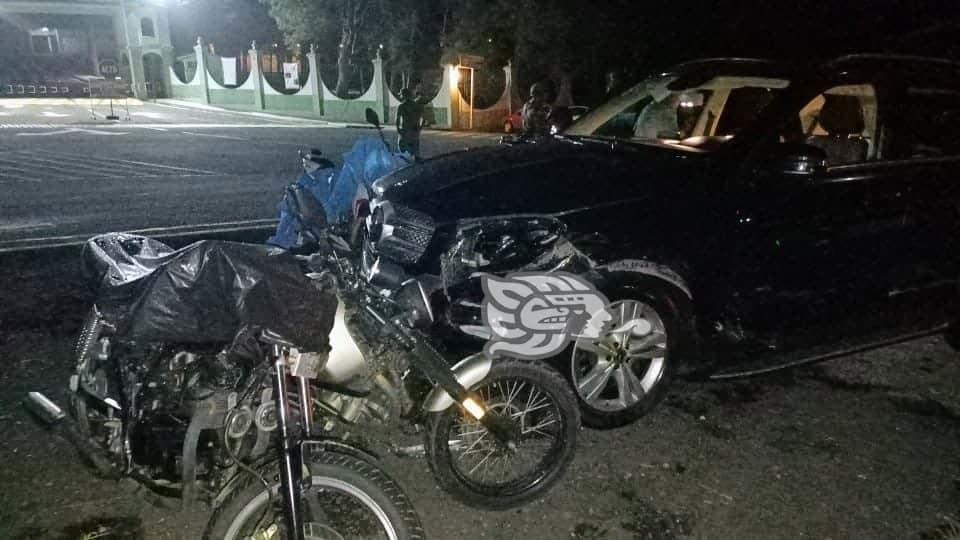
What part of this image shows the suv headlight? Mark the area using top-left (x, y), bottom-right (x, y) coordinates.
top-left (366, 200), bottom-right (435, 265)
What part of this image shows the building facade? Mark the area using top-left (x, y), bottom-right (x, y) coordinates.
top-left (0, 0), bottom-right (173, 98)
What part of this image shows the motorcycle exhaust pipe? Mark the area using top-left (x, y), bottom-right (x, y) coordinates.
top-left (25, 391), bottom-right (66, 424)
top-left (24, 391), bottom-right (118, 478)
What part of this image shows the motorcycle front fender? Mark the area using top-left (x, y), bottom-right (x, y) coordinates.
top-left (421, 353), bottom-right (492, 413)
top-left (211, 438), bottom-right (382, 509)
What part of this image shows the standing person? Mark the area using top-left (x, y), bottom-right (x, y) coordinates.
top-left (396, 88), bottom-right (424, 160)
top-left (521, 81), bottom-right (554, 136)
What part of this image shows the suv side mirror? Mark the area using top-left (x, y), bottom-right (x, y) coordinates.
top-left (762, 143), bottom-right (828, 176)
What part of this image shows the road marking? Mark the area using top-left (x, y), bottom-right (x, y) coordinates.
top-left (15, 129), bottom-right (77, 136)
top-left (0, 218), bottom-right (279, 253)
top-left (0, 123), bottom-right (67, 129)
top-left (151, 101), bottom-right (330, 125)
top-left (0, 150), bottom-right (220, 183)
top-left (0, 123), bottom-right (332, 130)
top-left (0, 222), bottom-right (55, 232)
top-left (143, 127), bottom-right (168, 132)
top-left (129, 111), bottom-right (167, 119)
top-left (31, 148), bottom-right (220, 175)
top-left (0, 157), bottom-right (67, 179)
top-left (40, 111), bottom-right (71, 118)
top-left (3, 152), bottom-right (163, 179)
top-left (0, 173), bottom-right (40, 183)
top-left (17, 128), bottom-right (128, 137)
top-left (182, 131), bottom-right (248, 141)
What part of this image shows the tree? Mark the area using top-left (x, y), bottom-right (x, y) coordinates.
top-left (262, 0), bottom-right (386, 96)
top-left (443, 0), bottom-right (606, 105)
top-left (263, 0), bottom-right (456, 97)
top-left (374, 0), bottom-right (450, 94)
top-left (443, 0), bottom-right (652, 106)
top-left (170, 0), bottom-right (281, 57)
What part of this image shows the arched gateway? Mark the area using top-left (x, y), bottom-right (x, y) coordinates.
top-left (0, 0), bottom-right (174, 99)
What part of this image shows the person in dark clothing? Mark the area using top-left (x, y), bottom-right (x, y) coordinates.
top-left (396, 88), bottom-right (424, 160)
top-left (521, 81), bottom-right (555, 136)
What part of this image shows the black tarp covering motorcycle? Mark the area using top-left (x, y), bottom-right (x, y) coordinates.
top-left (26, 233), bottom-right (424, 539)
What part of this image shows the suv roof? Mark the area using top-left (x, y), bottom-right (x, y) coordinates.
top-left (827, 53), bottom-right (960, 69)
top-left (668, 54), bottom-right (960, 87)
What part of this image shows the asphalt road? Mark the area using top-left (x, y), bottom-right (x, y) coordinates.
top-left (0, 99), bottom-right (499, 251)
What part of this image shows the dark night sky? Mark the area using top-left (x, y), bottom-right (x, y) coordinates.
top-left (639, 0), bottom-right (960, 64)
top-left (169, 0), bottom-right (960, 89)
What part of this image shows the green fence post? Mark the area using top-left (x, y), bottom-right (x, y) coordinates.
top-left (194, 37), bottom-right (210, 104)
top-left (249, 41), bottom-right (265, 110)
top-left (307, 45), bottom-right (323, 115)
top-left (373, 50), bottom-right (388, 122)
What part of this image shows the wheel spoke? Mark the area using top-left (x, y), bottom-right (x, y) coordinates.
top-left (576, 339), bottom-right (615, 356)
top-left (468, 448), bottom-right (496, 475)
top-left (504, 379), bottom-right (525, 410)
top-left (510, 400), bottom-right (552, 418)
top-left (456, 427), bottom-right (488, 438)
top-left (457, 429), bottom-right (489, 456)
top-left (577, 359), bottom-right (615, 401)
top-left (613, 365), bottom-right (646, 408)
top-left (522, 416), bottom-right (558, 436)
top-left (626, 332), bottom-right (667, 359)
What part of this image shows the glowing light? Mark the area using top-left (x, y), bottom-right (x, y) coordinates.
top-left (462, 397), bottom-right (486, 420)
top-left (449, 65), bottom-right (460, 86)
top-left (680, 101), bottom-right (695, 108)
top-left (40, 27), bottom-right (49, 32)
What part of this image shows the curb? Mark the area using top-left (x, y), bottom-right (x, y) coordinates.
top-left (0, 219), bottom-right (279, 254)
top-left (155, 99), bottom-right (341, 126)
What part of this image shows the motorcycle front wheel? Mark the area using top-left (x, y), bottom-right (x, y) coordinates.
top-left (204, 452), bottom-right (424, 540)
top-left (424, 359), bottom-right (580, 510)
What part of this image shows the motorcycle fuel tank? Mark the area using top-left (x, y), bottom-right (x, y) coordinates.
top-left (320, 302), bottom-right (368, 384)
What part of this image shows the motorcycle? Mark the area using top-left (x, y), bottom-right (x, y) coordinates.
top-left (279, 185), bottom-right (581, 509)
top-left (266, 118), bottom-right (580, 508)
top-left (26, 234), bottom-right (424, 540)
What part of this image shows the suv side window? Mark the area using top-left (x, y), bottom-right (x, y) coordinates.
top-left (784, 84), bottom-right (879, 166)
top-left (883, 86), bottom-right (960, 159)
top-left (713, 86), bottom-right (779, 136)
top-left (594, 97), bottom-right (652, 138)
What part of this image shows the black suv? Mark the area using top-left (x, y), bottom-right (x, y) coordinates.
top-left (361, 55), bottom-right (960, 428)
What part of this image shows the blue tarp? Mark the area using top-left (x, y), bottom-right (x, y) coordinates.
top-left (269, 138), bottom-right (409, 248)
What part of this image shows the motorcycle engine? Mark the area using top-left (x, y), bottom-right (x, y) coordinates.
top-left (313, 307), bottom-right (413, 428)
top-left (131, 348), bottom-right (240, 482)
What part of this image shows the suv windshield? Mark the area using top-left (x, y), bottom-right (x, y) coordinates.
top-left (566, 72), bottom-right (790, 150)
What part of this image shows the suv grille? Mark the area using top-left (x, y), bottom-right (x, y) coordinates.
top-left (369, 201), bottom-right (435, 265)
